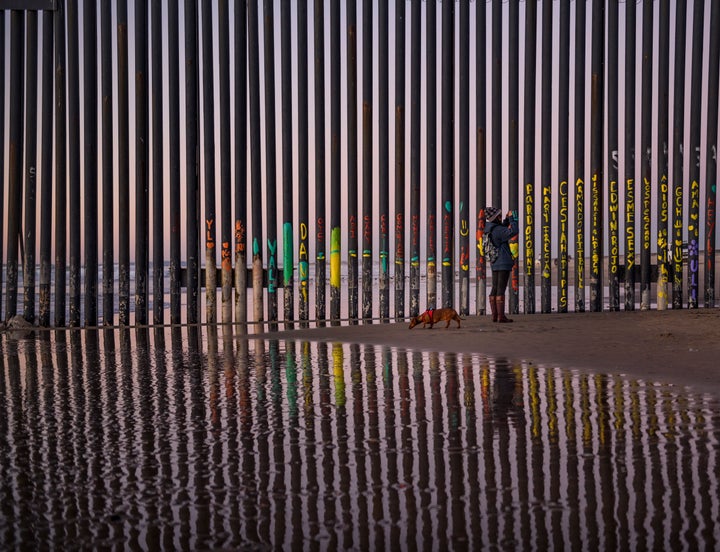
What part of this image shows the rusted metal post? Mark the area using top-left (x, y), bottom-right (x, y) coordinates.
top-left (522, 0), bottom-right (536, 312)
top-left (705, 0), bottom-right (720, 308)
top-left (558, 0), bottom-right (570, 314)
top-left (201, 0), bottom-right (217, 324)
top-left (522, 0), bottom-right (536, 308)
top-left (55, 1), bottom-right (67, 326)
top-left (185, 0), bottom-right (200, 324)
top-left (656, 1), bottom-right (670, 311)
top-left (314, 0), bottom-right (326, 324)
top-left (281, 0), bottom-right (294, 327)
top-left (39, 10), bottom-right (53, 326)
top-left (671, 2), bottom-right (686, 309)
top-left (409, 0), bottom-right (420, 318)
top-left (394, 0), bottom-right (405, 320)
top-left (508, 0), bottom-right (519, 315)
top-left (219, 0), bottom-right (232, 325)
top-left (540, 0), bottom-right (552, 314)
top-left (426, 0), bottom-right (437, 312)
top-left (24, 11), bottom-right (38, 323)
top-left (84, 0), bottom-right (98, 326)
top-left (607, 0), bottom-right (619, 312)
top-left (640, 0), bottom-right (652, 311)
top-left (68, 0), bottom-right (80, 326)
top-left (458, 0), bottom-right (469, 317)
top-left (346, 0), bottom-right (357, 323)
top-left (441, 0), bottom-right (453, 309)
top-left (589, 0), bottom-right (604, 312)
top-left (296, 0), bottom-right (308, 325)
top-left (377, 0), bottom-right (388, 321)
top-left (687, 0), bottom-right (704, 309)
top-left (0, 11), bottom-right (4, 321)
top-left (151, 0), bottom-right (164, 325)
top-left (361, 0), bottom-right (373, 322)
top-left (249, 0), bottom-right (263, 323)
top-left (118, 0), bottom-right (130, 325)
top-left (234, 0), bottom-right (248, 325)
top-left (169, 0), bottom-right (181, 324)
top-left (263, 0), bottom-right (278, 326)
top-left (624, 0), bottom-right (636, 311)
top-left (477, 2), bottom-right (489, 316)
top-left (574, 0), bottom-right (586, 313)
top-left (135, 0), bottom-right (149, 325)
top-left (101, 0), bottom-right (113, 325)
top-left (330, 0), bottom-right (341, 324)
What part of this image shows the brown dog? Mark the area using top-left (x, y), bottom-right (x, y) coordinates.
top-left (408, 308), bottom-right (462, 329)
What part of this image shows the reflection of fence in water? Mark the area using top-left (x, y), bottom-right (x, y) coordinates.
top-left (2, 330), bottom-right (718, 549)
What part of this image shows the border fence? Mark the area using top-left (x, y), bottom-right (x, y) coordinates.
top-left (1, 1), bottom-right (719, 328)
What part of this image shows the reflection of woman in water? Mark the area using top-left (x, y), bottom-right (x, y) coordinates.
top-left (484, 206), bottom-right (519, 323)
top-left (491, 359), bottom-right (523, 423)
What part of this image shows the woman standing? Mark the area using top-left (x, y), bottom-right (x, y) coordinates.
top-left (484, 206), bottom-right (519, 323)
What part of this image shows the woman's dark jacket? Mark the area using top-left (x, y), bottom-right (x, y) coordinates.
top-left (485, 215), bottom-right (519, 272)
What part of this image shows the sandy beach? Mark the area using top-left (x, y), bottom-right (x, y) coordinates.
top-left (260, 308), bottom-right (720, 398)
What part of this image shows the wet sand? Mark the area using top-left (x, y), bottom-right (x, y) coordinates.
top-left (260, 308), bottom-right (720, 398)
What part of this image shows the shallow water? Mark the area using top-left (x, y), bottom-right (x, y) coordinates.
top-left (1, 327), bottom-right (719, 550)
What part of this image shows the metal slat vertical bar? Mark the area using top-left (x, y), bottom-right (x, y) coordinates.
top-left (39, 10), bottom-right (53, 326)
top-left (574, 0), bottom-right (586, 313)
top-left (101, 0), bottom-right (113, 325)
top-left (624, 0), bottom-right (636, 311)
top-left (426, 0), bottom-right (437, 312)
top-left (185, 0), bottom-right (200, 324)
top-left (523, 1), bottom-right (536, 315)
top-left (507, 0), bottom-right (519, 315)
top-left (378, 0), bottom-right (388, 321)
top-left (589, 0), bottom-right (604, 312)
top-left (394, 0), bottom-right (405, 320)
top-left (55, 1), bottom-right (67, 326)
top-left (361, 0), bottom-right (372, 321)
top-left (671, 1), bottom-right (686, 309)
top-left (201, 0), bottom-right (216, 324)
top-left (458, 0), bottom-right (469, 317)
top-left (219, 0), bottom-right (232, 325)
top-left (346, 0), bottom-right (357, 323)
top-left (248, 0), bottom-right (263, 323)
top-left (476, 0), bottom-right (486, 316)
top-left (329, 0), bottom-right (341, 324)
top-left (24, 11), bottom-right (38, 323)
top-left (151, 0), bottom-right (163, 325)
top-left (540, 0), bottom-right (552, 314)
top-left (440, 0), bottom-right (453, 309)
top-left (263, 0), bottom-right (278, 326)
top-left (67, 0), bottom-right (80, 326)
top-left (0, 11), bottom-right (4, 322)
top-left (135, 0), bottom-right (149, 325)
top-left (656, 1), bottom-right (670, 311)
top-left (281, 0), bottom-right (294, 327)
top-left (607, 0), bottom-right (619, 312)
top-left (296, 0), bottom-right (308, 325)
top-left (557, 0), bottom-right (570, 313)
top-left (409, 0), bottom-right (420, 318)
top-left (117, 0), bottom-right (130, 325)
top-left (640, 0), bottom-right (652, 311)
top-left (704, 0), bottom-right (720, 308)
top-left (6, 10), bottom-right (24, 320)
top-left (169, 0), bottom-right (181, 324)
top-left (84, 0), bottom-right (98, 326)
top-left (687, 0), bottom-right (704, 309)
